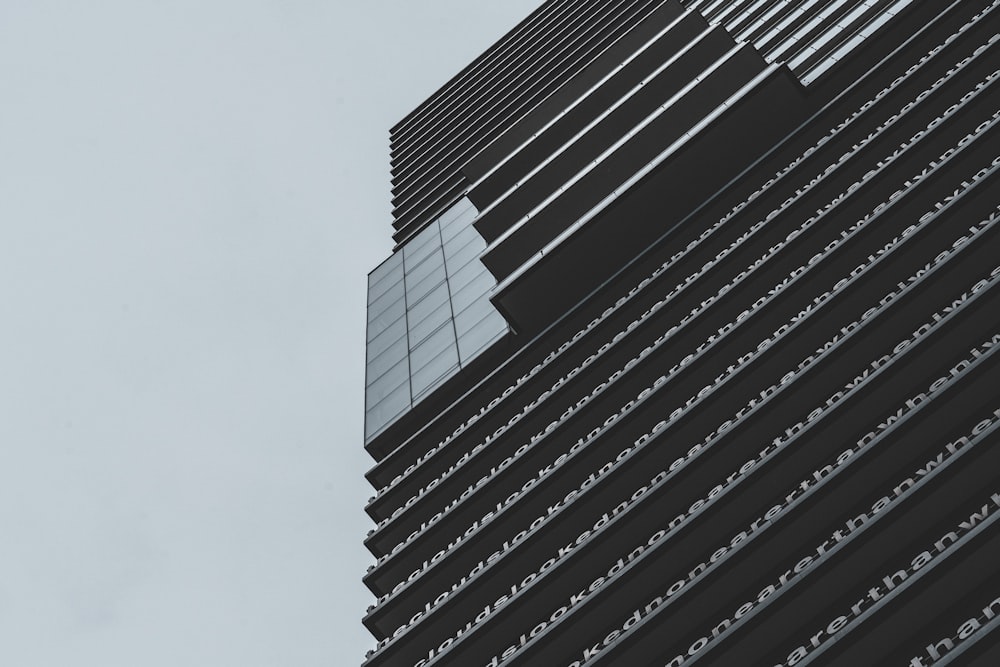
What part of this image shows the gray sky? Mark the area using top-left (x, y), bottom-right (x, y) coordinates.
top-left (0, 1), bottom-right (539, 665)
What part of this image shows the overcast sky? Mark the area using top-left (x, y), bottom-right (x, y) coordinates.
top-left (0, 2), bottom-right (540, 665)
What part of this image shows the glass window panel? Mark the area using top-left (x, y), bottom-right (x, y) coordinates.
top-left (451, 271), bottom-right (495, 314)
top-left (366, 335), bottom-right (408, 383)
top-left (407, 282), bottom-right (449, 324)
top-left (403, 222), bottom-right (441, 265)
top-left (367, 293), bottom-right (406, 335)
top-left (458, 309), bottom-right (508, 363)
top-left (369, 269), bottom-right (404, 305)
top-left (446, 252), bottom-right (486, 286)
top-left (439, 197), bottom-right (475, 228)
top-left (448, 259), bottom-right (491, 296)
top-left (442, 221), bottom-right (482, 254)
top-left (444, 233), bottom-right (486, 272)
top-left (365, 382), bottom-right (410, 440)
top-left (410, 323), bottom-right (457, 372)
top-left (408, 218), bottom-right (440, 249)
top-left (455, 297), bottom-right (498, 335)
top-left (369, 251), bottom-right (403, 288)
top-left (411, 345), bottom-right (459, 398)
top-left (440, 219), bottom-right (466, 243)
top-left (413, 372), bottom-right (448, 403)
top-left (368, 278), bottom-right (405, 318)
top-left (410, 300), bottom-right (453, 347)
top-left (447, 216), bottom-right (483, 244)
top-left (404, 234), bottom-right (441, 269)
top-left (367, 317), bottom-right (406, 359)
top-left (406, 263), bottom-right (447, 303)
top-left (405, 248), bottom-right (445, 287)
top-left (440, 200), bottom-right (478, 235)
top-left (365, 357), bottom-right (409, 407)
top-left (448, 257), bottom-right (487, 293)
top-left (444, 234), bottom-right (486, 273)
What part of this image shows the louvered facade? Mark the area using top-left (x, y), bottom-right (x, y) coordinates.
top-left (362, 1), bottom-right (1000, 665)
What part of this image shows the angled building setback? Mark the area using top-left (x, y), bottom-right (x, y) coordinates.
top-left (361, 1), bottom-right (1000, 665)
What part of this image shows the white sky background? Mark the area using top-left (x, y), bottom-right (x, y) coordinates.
top-left (0, 1), bottom-right (540, 665)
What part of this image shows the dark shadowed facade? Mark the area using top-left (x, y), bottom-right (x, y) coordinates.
top-left (361, 1), bottom-right (1000, 665)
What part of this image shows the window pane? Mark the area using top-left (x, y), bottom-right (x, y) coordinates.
top-left (369, 251), bottom-right (403, 287)
top-left (454, 296), bottom-right (498, 333)
top-left (443, 222), bottom-right (482, 255)
top-left (458, 309), bottom-right (508, 363)
top-left (369, 270), bottom-right (404, 306)
top-left (439, 197), bottom-right (475, 229)
top-left (406, 263), bottom-right (447, 303)
top-left (408, 282), bottom-right (449, 324)
top-left (406, 219), bottom-right (440, 249)
top-left (367, 295), bottom-right (406, 342)
top-left (451, 270), bottom-right (495, 314)
top-left (403, 222), bottom-right (441, 266)
top-left (404, 237), bottom-right (441, 270)
top-left (448, 257), bottom-right (487, 293)
top-left (410, 300), bottom-right (453, 347)
top-left (405, 248), bottom-right (445, 287)
top-left (366, 357), bottom-right (409, 406)
top-left (368, 263), bottom-right (403, 303)
top-left (443, 202), bottom-right (478, 232)
top-left (410, 323), bottom-right (456, 371)
top-left (366, 335), bottom-right (408, 382)
top-left (365, 382), bottom-right (410, 439)
top-left (411, 345), bottom-right (459, 398)
top-left (444, 234), bottom-right (486, 274)
top-left (367, 317), bottom-right (406, 358)
top-left (368, 279), bottom-right (405, 319)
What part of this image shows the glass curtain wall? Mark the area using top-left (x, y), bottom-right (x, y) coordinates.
top-left (364, 198), bottom-right (509, 442)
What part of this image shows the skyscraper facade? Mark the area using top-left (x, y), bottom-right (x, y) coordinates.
top-left (362, 1), bottom-right (1000, 665)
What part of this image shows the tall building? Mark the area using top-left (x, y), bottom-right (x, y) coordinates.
top-left (361, 1), bottom-right (1000, 665)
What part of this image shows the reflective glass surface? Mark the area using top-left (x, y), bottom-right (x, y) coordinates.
top-left (410, 321), bottom-right (456, 367)
top-left (406, 263), bottom-right (447, 303)
top-left (457, 309), bottom-right (507, 363)
top-left (365, 382), bottom-right (410, 440)
top-left (409, 300), bottom-right (453, 347)
top-left (368, 280), bottom-right (405, 322)
top-left (450, 270), bottom-right (495, 314)
top-left (369, 267), bottom-right (404, 305)
top-left (407, 282), bottom-right (450, 326)
top-left (405, 248), bottom-right (446, 288)
top-left (439, 197), bottom-right (475, 228)
top-left (404, 229), bottom-right (442, 268)
top-left (411, 345), bottom-right (459, 397)
top-left (448, 258), bottom-right (487, 293)
top-left (404, 220), bottom-right (441, 257)
top-left (442, 221), bottom-right (482, 253)
top-left (440, 199), bottom-right (478, 237)
top-left (366, 335), bottom-right (409, 383)
top-left (444, 234), bottom-right (487, 275)
top-left (367, 295), bottom-right (406, 341)
top-left (366, 357), bottom-right (409, 407)
top-left (454, 297), bottom-right (496, 335)
top-left (367, 317), bottom-right (406, 356)
top-left (363, 196), bottom-right (510, 442)
top-left (369, 251), bottom-right (403, 287)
